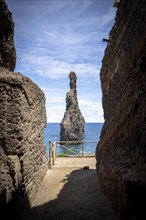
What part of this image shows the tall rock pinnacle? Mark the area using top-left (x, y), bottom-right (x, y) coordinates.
top-left (60, 72), bottom-right (85, 142)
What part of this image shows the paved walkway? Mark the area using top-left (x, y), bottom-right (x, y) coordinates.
top-left (31, 157), bottom-right (118, 220)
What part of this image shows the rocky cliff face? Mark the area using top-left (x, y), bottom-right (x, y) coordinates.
top-left (96, 0), bottom-right (146, 220)
top-left (0, 68), bottom-right (48, 219)
top-left (0, 2), bottom-right (48, 219)
top-left (0, 0), bottom-right (16, 71)
top-left (60, 72), bottom-right (85, 142)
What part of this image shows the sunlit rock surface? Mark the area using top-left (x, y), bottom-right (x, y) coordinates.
top-left (0, 68), bottom-right (48, 219)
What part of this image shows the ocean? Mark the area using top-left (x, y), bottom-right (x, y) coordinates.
top-left (44, 123), bottom-right (103, 157)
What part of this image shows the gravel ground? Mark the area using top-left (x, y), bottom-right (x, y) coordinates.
top-left (31, 157), bottom-right (118, 220)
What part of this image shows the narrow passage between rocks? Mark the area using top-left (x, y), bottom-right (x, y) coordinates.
top-left (31, 158), bottom-right (118, 220)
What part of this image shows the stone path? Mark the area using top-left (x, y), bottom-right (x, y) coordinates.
top-left (31, 157), bottom-right (118, 220)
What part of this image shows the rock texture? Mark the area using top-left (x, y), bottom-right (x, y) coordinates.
top-left (0, 0), bottom-right (16, 71)
top-left (0, 2), bottom-right (48, 219)
top-left (0, 68), bottom-right (48, 219)
top-left (96, 0), bottom-right (146, 220)
top-left (60, 72), bottom-right (85, 142)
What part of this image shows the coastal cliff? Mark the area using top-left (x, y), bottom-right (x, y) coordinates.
top-left (0, 68), bottom-right (48, 218)
top-left (96, 0), bottom-right (146, 219)
top-left (0, 1), bottom-right (47, 219)
top-left (60, 72), bottom-right (85, 142)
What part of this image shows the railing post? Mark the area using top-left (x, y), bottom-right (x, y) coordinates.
top-left (49, 141), bottom-right (52, 169)
top-left (52, 142), bottom-right (55, 165)
top-left (82, 141), bottom-right (84, 157)
top-left (55, 142), bottom-right (57, 157)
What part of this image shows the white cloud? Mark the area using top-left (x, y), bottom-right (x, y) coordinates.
top-left (19, 52), bottom-right (101, 80)
top-left (41, 87), bottom-right (65, 122)
top-left (14, 0), bottom-right (116, 77)
top-left (44, 88), bottom-right (104, 123)
top-left (7, 0), bottom-right (115, 123)
top-left (100, 7), bottom-right (116, 27)
top-left (79, 99), bottom-right (104, 123)
top-left (45, 100), bottom-right (104, 123)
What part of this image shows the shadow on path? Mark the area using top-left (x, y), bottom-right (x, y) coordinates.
top-left (31, 168), bottom-right (118, 220)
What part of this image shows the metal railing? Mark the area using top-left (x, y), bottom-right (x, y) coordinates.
top-left (48, 140), bottom-right (97, 169)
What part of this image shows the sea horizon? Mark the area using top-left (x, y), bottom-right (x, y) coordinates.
top-left (44, 122), bottom-right (104, 157)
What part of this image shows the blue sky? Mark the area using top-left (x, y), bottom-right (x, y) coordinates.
top-left (6, 0), bottom-right (116, 123)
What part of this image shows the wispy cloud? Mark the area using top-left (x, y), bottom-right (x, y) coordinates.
top-left (46, 100), bottom-right (104, 123)
top-left (45, 97), bottom-right (104, 123)
top-left (42, 86), bottom-right (104, 123)
top-left (7, 0), bottom-right (116, 122)
top-left (14, 0), bottom-right (115, 81)
top-left (19, 52), bottom-right (101, 80)
top-left (79, 99), bottom-right (104, 122)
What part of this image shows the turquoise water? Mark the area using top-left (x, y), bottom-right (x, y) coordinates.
top-left (44, 123), bottom-right (103, 157)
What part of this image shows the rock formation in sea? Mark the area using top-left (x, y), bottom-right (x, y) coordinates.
top-left (0, 1), bottom-right (48, 219)
top-left (96, 0), bottom-right (146, 219)
top-left (60, 72), bottom-right (85, 142)
top-left (0, 0), bottom-right (16, 71)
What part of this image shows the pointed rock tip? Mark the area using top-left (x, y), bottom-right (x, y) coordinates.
top-left (69, 71), bottom-right (77, 80)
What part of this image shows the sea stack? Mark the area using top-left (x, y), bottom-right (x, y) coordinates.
top-left (60, 71), bottom-right (85, 142)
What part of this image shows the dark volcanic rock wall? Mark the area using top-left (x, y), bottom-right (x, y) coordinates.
top-left (60, 72), bottom-right (85, 142)
top-left (0, 0), bottom-right (16, 71)
top-left (0, 68), bottom-right (48, 219)
top-left (96, 0), bottom-right (146, 220)
top-left (0, 1), bottom-right (48, 219)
